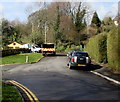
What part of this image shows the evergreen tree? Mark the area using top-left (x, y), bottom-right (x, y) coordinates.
top-left (91, 12), bottom-right (101, 27)
top-left (74, 2), bottom-right (86, 45)
top-left (54, 5), bottom-right (60, 45)
top-left (75, 3), bottom-right (86, 33)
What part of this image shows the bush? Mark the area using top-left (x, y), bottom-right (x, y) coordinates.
top-left (1, 48), bottom-right (31, 57)
top-left (107, 27), bottom-right (120, 71)
top-left (56, 46), bottom-right (66, 53)
top-left (85, 33), bottom-right (107, 63)
top-left (56, 44), bottom-right (80, 53)
top-left (70, 44), bottom-right (80, 49)
top-left (63, 44), bottom-right (80, 53)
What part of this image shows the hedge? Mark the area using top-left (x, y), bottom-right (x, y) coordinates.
top-left (56, 46), bottom-right (66, 53)
top-left (107, 27), bottom-right (120, 71)
top-left (0, 48), bottom-right (31, 57)
top-left (85, 33), bottom-right (107, 63)
top-left (56, 44), bottom-right (80, 53)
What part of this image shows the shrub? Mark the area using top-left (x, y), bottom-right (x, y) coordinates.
top-left (56, 44), bottom-right (80, 53)
top-left (1, 48), bottom-right (31, 57)
top-left (64, 44), bottom-right (80, 53)
top-left (70, 44), bottom-right (80, 49)
top-left (56, 46), bottom-right (66, 53)
top-left (107, 27), bottom-right (120, 71)
top-left (85, 33), bottom-right (107, 63)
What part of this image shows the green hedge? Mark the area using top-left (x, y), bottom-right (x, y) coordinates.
top-left (85, 33), bottom-right (107, 63)
top-left (107, 27), bottom-right (120, 71)
top-left (56, 45), bottom-right (80, 53)
top-left (64, 45), bottom-right (80, 53)
top-left (1, 48), bottom-right (31, 57)
top-left (56, 46), bottom-right (66, 53)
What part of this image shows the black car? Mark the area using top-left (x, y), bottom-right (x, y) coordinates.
top-left (67, 49), bottom-right (81, 59)
top-left (67, 51), bottom-right (91, 69)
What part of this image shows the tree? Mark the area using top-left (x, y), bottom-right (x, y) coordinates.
top-left (101, 17), bottom-right (114, 32)
top-left (2, 19), bottom-right (26, 49)
top-left (54, 5), bottom-right (60, 45)
top-left (2, 19), bottom-right (16, 46)
top-left (29, 31), bottom-right (44, 45)
top-left (26, 2), bottom-right (88, 47)
top-left (74, 2), bottom-right (87, 45)
top-left (91, 12), bottom-right (101, 28)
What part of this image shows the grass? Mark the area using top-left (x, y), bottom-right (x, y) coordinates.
top-left (0, 81), bottom-right (2, 102)
top-left (1, 53), bottom-right (43, 65)
top-left (2, 82), bottom-right (23, 102)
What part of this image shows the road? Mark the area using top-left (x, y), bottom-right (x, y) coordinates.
top-left (2, 55), bottom-right (120, 101)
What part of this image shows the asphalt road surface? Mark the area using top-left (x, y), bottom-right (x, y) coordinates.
top-left (2, 54), bottom-right (120, 101)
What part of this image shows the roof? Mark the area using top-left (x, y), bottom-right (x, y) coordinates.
top-left (7, 42), bottom-right (22, 47)
top-left (43, 43), bottom-right (55, 45)
top-left (113, 16), bottom-right (118, 21)
top-left (70, 49), bottom-right (81, 51)
top-left (74, 51), bottom-right (88, 54)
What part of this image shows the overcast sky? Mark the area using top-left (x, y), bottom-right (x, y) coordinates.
top-left (0, 0), bottom-right (119, 23)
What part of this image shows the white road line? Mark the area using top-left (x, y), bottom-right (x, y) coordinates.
top-left (91, 71), bottom-right (120, 85)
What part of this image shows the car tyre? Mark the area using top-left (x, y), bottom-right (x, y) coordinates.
top-left (43, 53), bottom-right (46, 56)
top-left (68, 64), bottom-right (72, 69)
top-left (53, 52), bottom-right (56, 56)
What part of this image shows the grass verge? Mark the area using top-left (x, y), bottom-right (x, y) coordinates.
top-left (1, 53), bottom-right (43, 65)
top-left (0, 81), bottom-right (2, 102)
top-left (2, 82), bottom-right (23, 102)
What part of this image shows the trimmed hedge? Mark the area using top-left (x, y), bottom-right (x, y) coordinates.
top-left (85, 33), bottom-right (107, 63)
top-left (1, 48), bottom-right (31, 57)
top-left (107, 27), bottom-right (120, 71)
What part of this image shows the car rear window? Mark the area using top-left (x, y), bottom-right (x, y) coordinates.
top-left (42, 44), bottom-right (54, 48)
top-left (73, 52), bottom-right (89, 57)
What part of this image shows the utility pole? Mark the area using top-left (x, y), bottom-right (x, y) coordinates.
top-left (31, 22), bottom-right (34, 33)
top-left (45, 22), bottom-right (47, 44)
top-left (44, 2), bottom-right (48, 44)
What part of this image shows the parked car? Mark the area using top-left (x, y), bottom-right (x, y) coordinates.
top-left (67, 49), bottom-right (81, 59)
top-left (67, 51), bottom-right (91, 69)
top-left (31, 45), bottom-right (42, 53)
top-left (20, 44), bottom-right (42, 53)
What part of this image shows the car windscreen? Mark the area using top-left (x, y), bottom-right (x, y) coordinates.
top-left (35, 46), bottom-right (40, 48)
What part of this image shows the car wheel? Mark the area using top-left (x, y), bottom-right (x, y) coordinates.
top-left (53, 52), bottom-right (56, 56)
top-left (87, 64), bottom-right (91, 68)
top-left (68, 64), bottom-right (72, 69)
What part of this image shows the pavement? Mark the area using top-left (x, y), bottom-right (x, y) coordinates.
top-left (90, 60), bottom-right (120, 85)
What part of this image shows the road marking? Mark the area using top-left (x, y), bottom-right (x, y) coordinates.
top-left (91, 71), bottom-right (120, 85)
top-left (8, 80), bottom-right (34, 102)
top-left (12, 80), bottom-right (39, 101)
top-left (6, 80), bottom-right (40, 102)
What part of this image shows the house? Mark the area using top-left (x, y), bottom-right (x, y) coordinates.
top-left (113, 16), bottom-right (118, 26)
top-left (7, 42), bottom-right (22, 49)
